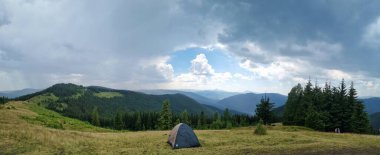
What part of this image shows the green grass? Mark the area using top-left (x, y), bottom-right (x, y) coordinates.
top-left (1, 101), bottom-right (380, 154)
top-left (27, 93), bottom-right (58, 107)
top-left (94, 92), bottom-right (123, 98)
top-left (22, 103), bottom-right (111, 132)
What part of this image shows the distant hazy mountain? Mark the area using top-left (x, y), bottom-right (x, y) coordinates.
top-left (216, 93), bottom-right (287, 115)
top-left (139, 89), bottom-right (235, 110)
top-left (191, 90), bottom-right (241, 100)
top-left (140, 89), bottom-right (219, 105)
top-left (361, 97), bottom-right (380, 114)
top-left (0, 88), bottom-right (41, 98)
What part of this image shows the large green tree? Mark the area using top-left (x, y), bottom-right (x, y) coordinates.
top-left (255, 95), bottom-right (274, 125)
top-left (114, 111), bottom-right (124, 130)
top-left (351, 101), bottom-right (371, 133)
top-left (283, 84), bottom-right (303, 125)
top-left (158, 99), bottom-right (172, 130)
top-left (91, 106), bottom-right (100, 126)
top-left (305, 104), bottom-right (325, 130)
top-left (180, 110), bottom-right (190, 125)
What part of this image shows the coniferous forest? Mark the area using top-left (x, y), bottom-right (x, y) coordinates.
top-left (6, 81), bottom-right (374, 133)
top-left (282, 79), bottom-right (371, 133)
top-left (88, 104), bottom-right (257, 131)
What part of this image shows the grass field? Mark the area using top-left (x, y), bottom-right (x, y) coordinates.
top-left (1, 101), bottom-right (380, 155)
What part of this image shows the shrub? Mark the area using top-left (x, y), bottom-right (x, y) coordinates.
top-left (254, 119), bottom-right (267, 135)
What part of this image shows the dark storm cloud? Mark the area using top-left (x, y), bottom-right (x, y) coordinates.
top-left (179, 0), bottom-right (380, 76)
top-left (0, 0), bottom-right (380, 94)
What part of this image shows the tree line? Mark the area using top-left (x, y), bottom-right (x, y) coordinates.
top-left (0, 96), bottom-right (9, 104)
top-left (88, 99), bottom-right (258, 130)
top-left (282, 79), bottom-right (371, 133)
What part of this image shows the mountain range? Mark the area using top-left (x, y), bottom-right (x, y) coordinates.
top-left (0, 88), bottom-right (41, 98)
top-left (5, 85), bottom-right (379, 116)
top-left (216, 93), bottom-right (288, 115)
top-left (5, 83), bottom-right (380, 130)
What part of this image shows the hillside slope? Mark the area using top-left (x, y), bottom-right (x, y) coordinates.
top-left (1, 101), bottom-right (380, 154)
top-left (17, 83), bottom-right (216, 119)
top-left (217, 93), bottom-right (287, 115)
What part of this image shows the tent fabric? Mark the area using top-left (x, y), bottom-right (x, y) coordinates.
top-left (167, 123), bottom-right (201, 149)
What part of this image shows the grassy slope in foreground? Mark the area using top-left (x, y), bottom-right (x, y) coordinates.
top-left (1, 101), bottom-right (380, 155)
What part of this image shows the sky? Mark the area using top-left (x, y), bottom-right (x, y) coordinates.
top-left (0, 0), bottom-right (380, 96)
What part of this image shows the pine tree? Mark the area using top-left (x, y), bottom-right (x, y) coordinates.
top-left (305, 104), bottom-right (325, 131)
top-left (146, 113), bottom-right (152, 130)
top-left (223, 108), bottom-right (232, 128)
top-left (91, 106), bottom-right (100, 126)
top-left (200, 111), bottom-right (207, 129)
top-left (255, 95), bottom-right (274, 125)
top-left (338, 79), bottom-right (351, 132)
top-left (351, 101), bottom-right (371, 133)
top-left (283, 84), bottom-right (303, 125)
top-left (135, 113), bottom-right (142, 130)
top-left (330, 87), bottom-right (342, 130)
top-left (158, 99), bottom-right (172, 130)
top-left (196, 119), bottom-right (202, 129)
top-left (299, 80), bottom-right (313, 125)
top-left (312, 82), bottom-right (323, 110)
top-left (346, 81), bottom-right (357, 132)
top-left (114, 111), bottom-right (124, 130)
top-left (180, 110), bottom-right (190, 125)
top-left (322, 82), bottom-right (334, 131)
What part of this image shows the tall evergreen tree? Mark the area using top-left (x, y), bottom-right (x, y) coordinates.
top-left (305, 104), bottom-right (325, 131)
top-left (330, 87), bottom-right (342, 130)
top-left (114, 111), bottom-right (124, 130)
top-left (180, 110), bottom-right (190, 125)
top-left (346, 81), bottom-right (357, 132)
top-left (135, 113), bottom-right (142, 130)
top-left (200, 111), bottom-right (207, 129)
top-left (312, 82), bottom-right (323, 110)
top-left (158, 99), bottom-right (172, 130)
top-left (322, 82), bottom-right (334, 131)
top-left (223, 108), bottom-right (232, 128)
top-left (146, 113), bottom-right (152, 130)
top-left (299, 80), bottom-right (313, 125)
top-left (91, 106), bottom-right (100, 126)
top-left (255, 95), bottom-right (274, 125)
top-left (283, 84), bottom-right (303, 125)
top-left (338, 79), bottom-right (351, 132)
top-left (351, 101), bottom-right (371, 133)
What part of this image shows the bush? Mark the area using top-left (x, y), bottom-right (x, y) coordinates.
top-left (254, 119), bottom-right (267, 135)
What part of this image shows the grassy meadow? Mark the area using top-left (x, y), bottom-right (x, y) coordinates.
top-left (1, 101), bottom-right (380, 155)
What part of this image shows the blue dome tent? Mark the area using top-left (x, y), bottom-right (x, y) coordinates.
top-left (167, 123), bottom-right (201, 149)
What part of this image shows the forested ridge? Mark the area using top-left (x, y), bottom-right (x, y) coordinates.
top-left (16, 83), bottom-right (256, 130)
